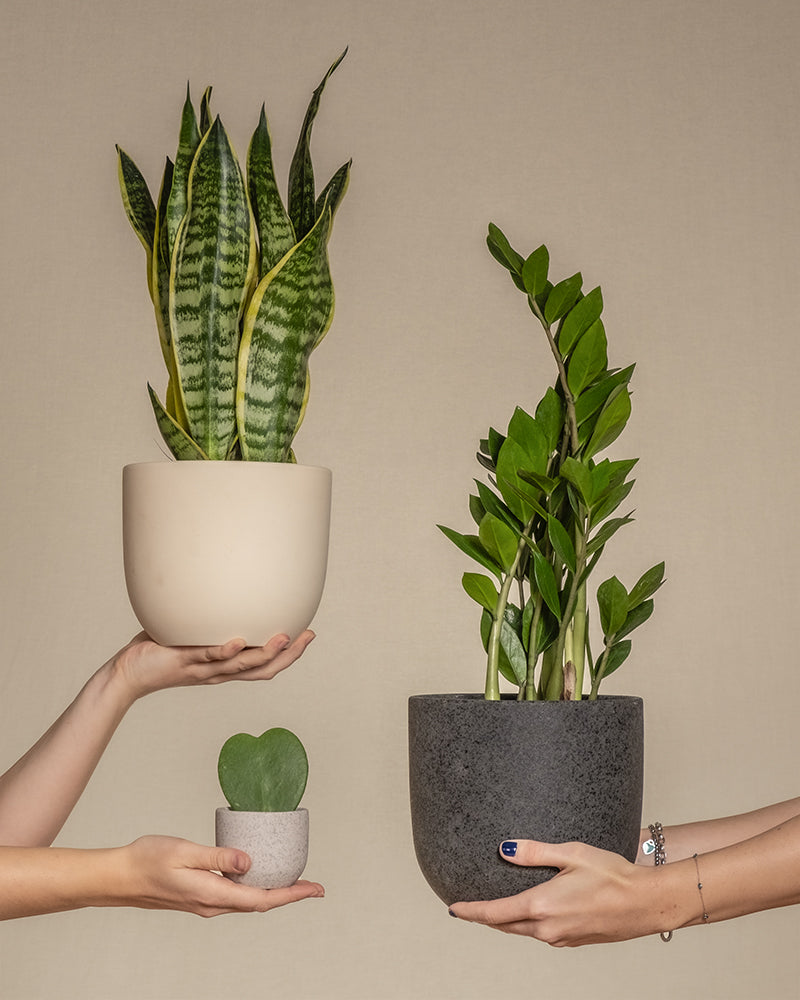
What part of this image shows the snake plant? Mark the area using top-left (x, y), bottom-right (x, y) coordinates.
top-left (117, 51), bottom-right (350, 461)
top-left (440, 224), bottom-right (664, 701)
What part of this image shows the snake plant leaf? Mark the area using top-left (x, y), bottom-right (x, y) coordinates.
top-left (236, 206), bottom-right (334, 461)
top-left (147, 384), bottom-right (208, 460)
top-left (166, 85), bottom-right (201, 264)
top-left (117, 146), bottom-right (156, 293)
top-left (151, 157), bottom-right (176, 372)
top-left (170, 116), bottom-right (255, 460)
top-left (218, 728), bottom-right (308, 813)
top-left (315, 159), bottom-right (352, 223)
top-left (199, 86), bottom-right (213, 134)
top-left (247, 105), bottom-right (296, 278)
top-left (288, 48), bottom-right (348, 241)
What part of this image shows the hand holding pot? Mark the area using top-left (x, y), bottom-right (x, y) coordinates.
top-left (119, 836), bottom-right (324, 917)
top-left (112, 629), bottom-right (316, 701)
top-left (448, 840), bottom-right (668, 946)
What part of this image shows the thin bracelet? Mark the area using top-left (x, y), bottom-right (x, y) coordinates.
top-left (693, 854), bottom-right (710, 923)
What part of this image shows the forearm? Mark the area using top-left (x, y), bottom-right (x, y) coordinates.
top-left (656, 812), bottom-right (800, 933)
top-left (0, 656), bottom-right (136, 846)
top-left (639, 796), bottom-right (800, 864)
top-left (0, 845), bottom-right (125, 919)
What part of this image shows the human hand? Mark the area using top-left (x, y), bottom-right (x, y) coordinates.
top-left (116, 836), bottom-right (324, 917)
top-left (448, 840), bottom-right (670, 947)
top-left (111, 630), bottom-right (316, 702)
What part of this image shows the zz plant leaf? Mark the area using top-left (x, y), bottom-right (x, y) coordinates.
top-left (218, 727), bottom-right (308, 812)
top-left (117, 52), bottom-right (350, 462)
top-left (439, 225), bottom-right (664, 701)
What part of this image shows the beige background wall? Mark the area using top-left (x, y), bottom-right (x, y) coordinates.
top-left (1, 0), bottom-right (799, 996)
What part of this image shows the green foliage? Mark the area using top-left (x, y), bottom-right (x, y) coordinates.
top-left (440, 225), bottom-right (665, 701)
top-left (218, 727), bottom-right (308, 812)
top-left (117, 52), bottom-right (350, 462)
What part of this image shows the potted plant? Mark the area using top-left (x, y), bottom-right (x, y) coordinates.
top-left (117, 52), bottom-right (350, 645)
top-left (408, 224), bottom-right (665, 904)
top-left (215, 727), bottom-right (309, 888)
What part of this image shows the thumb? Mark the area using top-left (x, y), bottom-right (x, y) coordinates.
top-left (499, 839), bottom-right (574, 869)
top-left (187, 843), bottom-right (252, 875)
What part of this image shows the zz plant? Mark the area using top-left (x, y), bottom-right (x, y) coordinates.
top-left (440, 224), bottom-right (664, 702)
top-left (117, 52), bottom-right (350, 462)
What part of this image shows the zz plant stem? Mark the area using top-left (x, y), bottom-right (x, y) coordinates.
top-left (440, 224), bottom-right (665, 701)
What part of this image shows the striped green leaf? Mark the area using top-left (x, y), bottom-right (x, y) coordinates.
top-left (166, 85), bottom-right (201, 264)
top-left (288, 49), bottom-right (347, 241)
top-left (199, 86), bottom-right (213, 134)
top-left (169, 117), bottom-right (256, 459)
top-left (152, 157), bottom-right (176, 373)
top-left (247, 105), bottom-right (296, 278)
top-left (236, 205), bottom-right (334, 461)
top-left (148, 385), bottom-right (208, 460)
top-left (116, 146), bottom-right (156, 293)
top-left (315, 159), bottom-right (352, 223)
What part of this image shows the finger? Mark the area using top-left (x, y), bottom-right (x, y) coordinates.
top-left (215, 630), bottom-right (315, 680)
top-left (449, 892), bottom-right (537, 926)
top-left (497, 839), bottom-right (577, 869)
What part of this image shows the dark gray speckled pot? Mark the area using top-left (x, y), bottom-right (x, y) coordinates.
top-left (408, 693), bottom-right (643, 904)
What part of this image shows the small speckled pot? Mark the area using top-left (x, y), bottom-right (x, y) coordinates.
top-left (215, 807), bottom-right (308, 888)
top-left (408, 694), bottom-right (643, 904)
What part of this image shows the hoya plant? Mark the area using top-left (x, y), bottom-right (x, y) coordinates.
top-left (440, 224), bottom-right (664, 702)
top-left (218, 727), bottom-right (308, 812)
top-left (117, 51), bottom-right (350, 462)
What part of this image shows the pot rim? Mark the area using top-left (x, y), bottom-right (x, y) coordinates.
top-left (124, 460), bottom-right (331, 474)
top-left (215, 806), bottom-right (308, 817)
top-left (408, 692), bottom-right (642, 704)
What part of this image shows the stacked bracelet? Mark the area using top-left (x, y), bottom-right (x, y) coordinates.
top-left (643, 822), bottom-right (672, 941)
top-left (643, 821), bottom-right (667, 865)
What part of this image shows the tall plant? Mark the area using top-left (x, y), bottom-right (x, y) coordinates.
top-left (440, 224), bottom-right (664, 702)
top-left (117, 51), bottom-right (350, 461)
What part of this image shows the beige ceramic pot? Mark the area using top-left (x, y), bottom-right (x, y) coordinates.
top-left (215, 807), bottom-right (309, 888)
top-left (122, 462), bottom-right (331, 646)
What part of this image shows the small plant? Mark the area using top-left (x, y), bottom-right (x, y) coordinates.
top-left (440, 224), bottom-right (664, 702)
top-left (218, 727), bottom-right (308, 812)
top-left (117, 51), bottom-right (350, 462)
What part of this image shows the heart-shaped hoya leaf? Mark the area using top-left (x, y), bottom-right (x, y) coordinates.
top-left (218, 728), bottom-right (308, 812)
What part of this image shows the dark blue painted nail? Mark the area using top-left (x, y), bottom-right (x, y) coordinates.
top-left (501, 841), bottom-right (518, 857)
top-left (448, 908), bottom-right (458, 918)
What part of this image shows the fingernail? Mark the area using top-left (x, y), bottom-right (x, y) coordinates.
top-left (448, 908), bottom-right (458, 918)
top-left (501, 841), bottom-right (518, 858)
top-left (233, 852), bottom-right (250, 873)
